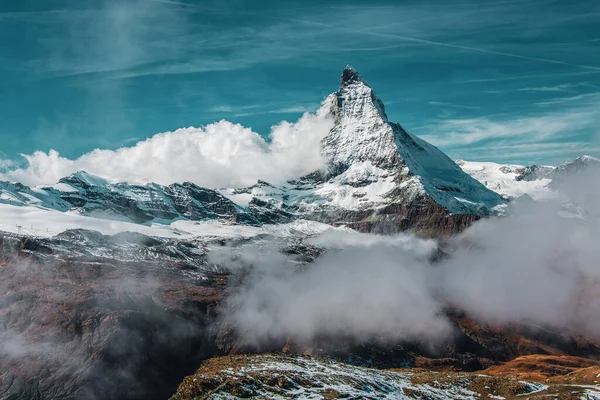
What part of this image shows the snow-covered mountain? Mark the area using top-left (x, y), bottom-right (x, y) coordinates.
top-left (317, 66), bottom-right (505, 215)
top-left (456, 160), bottom-right (556, 200)
top-left (0, 66), bottom-right (507, 237)
top-left (223, 66), bottom-right (505, 234)
top-left (549, 155), bottom-right (600, 189)
top-left (457, 155), bottom-right (600, 200)
top-left (0, 170), bottom-right (259, 225)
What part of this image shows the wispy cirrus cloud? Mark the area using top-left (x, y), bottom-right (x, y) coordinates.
top-left (427, 101), bottom-right (480, 110)
top-left (518, 82), bottom-right (593, 92)
top-left (269, 105), bottom-right (316, 114)
top-left (419, 112), bottom-right (592, 147)
top-left (534, 92), bottom-right (600, 106)
top-left (32, 0), bottom-right (191, 78)
top-left (24, 2), bottom-right (418, 80)
top-left (416, 101), bottom-right (600, 164)
top-left (209, 103), bottom-right (317, 118)
top-left (21, 0), bottom-right (600, 81)
top-left (209, 105), bottom-right (263, 114)
top-left (456, 142), bottom-right (600, 163)
top-left (460, 70), bottom-right (600, 84)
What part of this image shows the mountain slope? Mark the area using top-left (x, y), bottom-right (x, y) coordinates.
top-left (320, 65), bottom-right (505, 216)
top-left (0, 170), bottom-right (259, 226)
top-left (549, 155), bottom-right (600, 189)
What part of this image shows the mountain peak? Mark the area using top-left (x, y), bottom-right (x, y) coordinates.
top-left (559, 155), bottom-right (600, 170)
top-left (321, 67), bottom-right (505, 215)
top-left (58, 170), bottom-right (109, 188)
top-left (340, 65), bottom-right (368, 87)
top-left (320, 67), bottom-right (396, 174)
top-left (573, 155), bottom-right (600, 163)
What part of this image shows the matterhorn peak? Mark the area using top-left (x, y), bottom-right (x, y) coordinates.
top-left (320, 66), bottom-right (398, 174)
top-left (340, 65), bottom-right (368, 87)
top-left (336, 66), bottom-right (387, 120)
top-left (320, 66), bottom-right (504, 216)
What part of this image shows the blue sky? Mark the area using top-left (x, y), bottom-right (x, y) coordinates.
top-left (1, 0), bottom-right (599, 170)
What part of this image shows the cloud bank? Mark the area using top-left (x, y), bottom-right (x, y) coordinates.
top-left (216, 173), bottom-right (600, 346)
top-left (214, 232), bottom-right (451, 347)
top-left (1, 110), bottom-right (334, 188)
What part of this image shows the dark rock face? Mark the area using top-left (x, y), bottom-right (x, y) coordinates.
top-left (307, 193), bottom-right (481, 237)
top-left (227, 181), bottom-right (297, 225)
top-left (0, 233), bottom-right (226, 400)
top-left (340, 64), bottom-right (364, 86)
top-left (515, 165), bottom-right (555, 182)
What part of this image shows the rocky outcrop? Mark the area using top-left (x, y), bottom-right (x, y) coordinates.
top-left (169, 353), bottom-right (599, 400)
top-left (515, 165), bottom-right (555, 182)
top-left (308, 195), bottom-right (481, 236)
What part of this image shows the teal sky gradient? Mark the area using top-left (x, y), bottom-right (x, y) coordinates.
top-left (1, 0), bottom-right (599, 167)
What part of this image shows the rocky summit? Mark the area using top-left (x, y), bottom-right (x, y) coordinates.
top-left (1, 67), bottom-right (599, 400)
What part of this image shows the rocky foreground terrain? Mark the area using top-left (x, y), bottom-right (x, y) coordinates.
top-left (170, 354), bottom-right (600, 400)
top-left (1, 67), bottom-right (600, 399)
top-left (2, 224), bottom-right (600, 400)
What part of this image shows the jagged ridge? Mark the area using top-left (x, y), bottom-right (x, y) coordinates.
top-left (0, 170), bottom-right (259, 225)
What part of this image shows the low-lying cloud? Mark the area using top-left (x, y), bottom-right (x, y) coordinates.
top-left (217, 233), bottom-right (450, 347)
top-left (217, 172), bottom-right (600, 346)
top-left (1, 109), bottom-right (333, 188)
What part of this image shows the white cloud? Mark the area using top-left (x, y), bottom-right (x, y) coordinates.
top-left (456, 142), bottom-right (600, 162)
top-left (519, 82), bottom-right (591, 92)
top-left (419, 113), bottom-right (587, 147)
top-left (216, 232), bottom-right (451, 346)
top-left (427, 101), bottom-right (480, 110)
top-left (414, 104), bottom-right (600, 164)
top-left (535, 93), bottom-right (600, 107)
top-left (1, 109), bottom-right (334, 187)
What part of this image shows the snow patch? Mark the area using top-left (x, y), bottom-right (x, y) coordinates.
top-left (0, 202), bottom-right (340, 241)
top-left (458, 160), bottom-right (556, 200)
